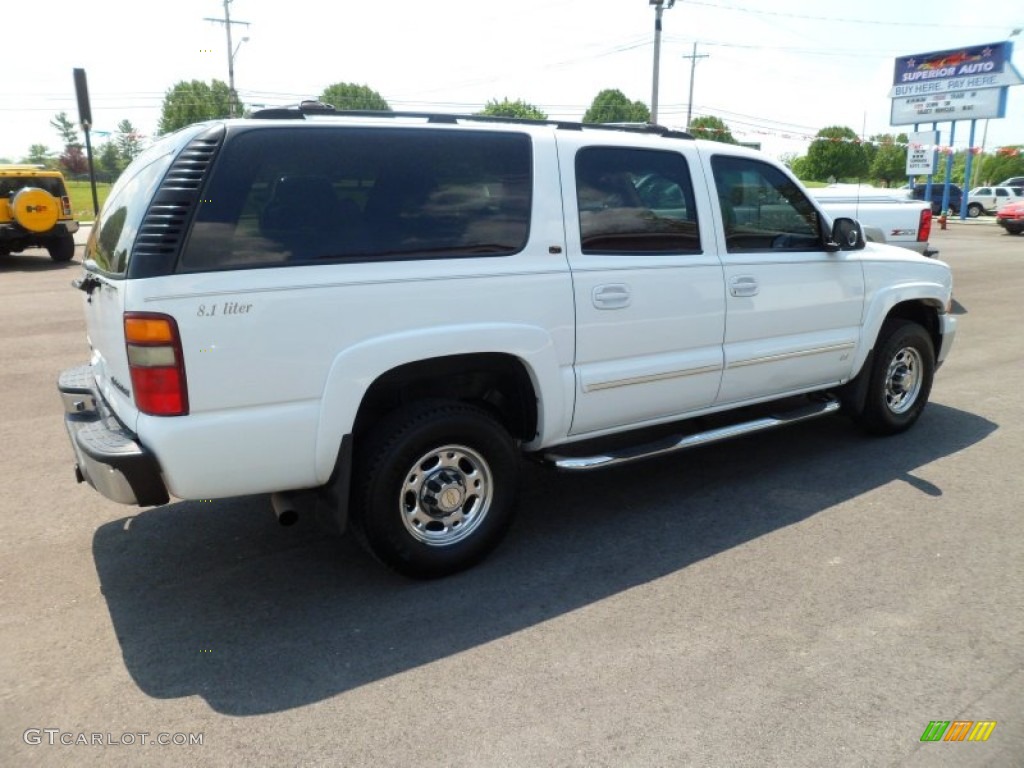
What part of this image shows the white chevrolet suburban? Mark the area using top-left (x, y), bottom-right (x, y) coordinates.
top-left (58, 105), bottom-right (957, 578)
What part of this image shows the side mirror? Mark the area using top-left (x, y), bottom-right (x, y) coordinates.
top-left (824, 216), bottom-right (866, 252)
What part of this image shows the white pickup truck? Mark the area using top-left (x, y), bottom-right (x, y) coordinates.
top-left (811, 185), bottom-right (937, 257)
top-left (58, 109), bottom-right (957, 577)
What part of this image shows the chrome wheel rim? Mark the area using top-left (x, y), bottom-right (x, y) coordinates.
top-left (399, 444), bottom-right (493, 546)
top-left (885, 346), bottom-right (924, 415)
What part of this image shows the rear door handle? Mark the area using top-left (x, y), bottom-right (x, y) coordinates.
top-left (592, 283), bottom-right (631, 309)
top-left (729, 275), bottom-right (759, 297)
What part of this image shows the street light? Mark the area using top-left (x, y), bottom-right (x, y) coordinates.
top-left (649, 0), bottom-right (676, 124)
top-left (205, 0), bottom-right (250, 117)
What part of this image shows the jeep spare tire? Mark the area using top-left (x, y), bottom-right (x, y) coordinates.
top-left (11, 187), bottom-right (60, 233)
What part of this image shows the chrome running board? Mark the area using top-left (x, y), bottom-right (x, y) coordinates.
top-left (544, 398), bottom-right (841, 471)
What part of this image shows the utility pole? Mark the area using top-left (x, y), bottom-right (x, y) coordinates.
top-left (204, 0), bottom-right (250, 117)
top-left (649, 0), bottom-right (676, 124)
top-left (681, 42), bottom-right (708, 131)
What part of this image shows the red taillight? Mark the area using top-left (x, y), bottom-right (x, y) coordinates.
top-left (918, 208), bottom-right (932, 243)
top-left (61, 195), bottom-right (72, 217)
top-left (124, 312), bottom-right (189, 416)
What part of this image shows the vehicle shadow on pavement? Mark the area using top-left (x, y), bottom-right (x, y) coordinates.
top-left (0, 254), bottom-right (79, 272)
top-left (92, 403), bottom-right (996, 716)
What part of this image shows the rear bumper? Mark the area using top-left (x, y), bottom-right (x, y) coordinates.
top-left (58, 364), bottom-right (169, 507)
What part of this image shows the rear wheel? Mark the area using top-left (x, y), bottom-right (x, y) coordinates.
top-left (47, 233), bottom-right (75, 262)
top-left (1004, 225), bottom-right (1022, 235)
top-left (352, 401), bottom-right (520, 578)
top-left (850, 319), bottom-right (935, 435)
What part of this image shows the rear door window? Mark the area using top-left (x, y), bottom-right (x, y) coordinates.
top-left (574, 146), bottom-right (700, 254)
top-left (180, 127), bottom-right (532, 271)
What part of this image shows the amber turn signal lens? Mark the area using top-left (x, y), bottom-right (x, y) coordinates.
top-left (125, 316), bottom-right (175, 343)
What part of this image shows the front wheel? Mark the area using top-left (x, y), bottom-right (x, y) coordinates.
top-left (352, 401), bottom-right (520, 578)
top-left (967, 203), bottom-right (983, 218)
top-left (851, 319), bottom-right (935, 436)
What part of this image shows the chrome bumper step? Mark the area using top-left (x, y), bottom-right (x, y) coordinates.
top-left (544, 397), bottom-right (841, 471)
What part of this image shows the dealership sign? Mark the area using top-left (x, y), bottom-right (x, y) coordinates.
top-left (906, 131), bottom-right (938, 175)
top-left (889, 41), bottom-right (1022, 126)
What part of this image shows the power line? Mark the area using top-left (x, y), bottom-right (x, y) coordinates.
top-left (681, 43), bottom-right (709, 130)
top-left (683, 1), bottom-right (1009, 30)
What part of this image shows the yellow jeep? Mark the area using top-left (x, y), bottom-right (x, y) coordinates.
top-left (0, 165), bottom-right (79, 261)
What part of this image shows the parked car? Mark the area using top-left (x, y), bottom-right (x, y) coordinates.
top-left (967, 186), bottom-right (1024, 217)
top-left (57, 104), bottom-right (957, 578)
top-left (0, 164), bottom-right (79, 261)
top-left (995, 199), bottom-right (1024, 235)
top-left (995, 176), bottom-right (1024, 189)
top-left (810, 185), bottom-right (936, 257)
top-left (911, 183), bottom-right (962, 215)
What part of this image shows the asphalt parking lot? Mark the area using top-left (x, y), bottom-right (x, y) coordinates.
top-left (1, 222), bottom-right (1021, 767)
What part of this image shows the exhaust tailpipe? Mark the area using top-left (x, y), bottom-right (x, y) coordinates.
top-left (271, 492), bottom-right (299, 527)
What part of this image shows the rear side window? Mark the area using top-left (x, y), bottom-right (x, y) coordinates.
top-left (180, 127), bottom-right (532, 271)
top-left (575, 147), bottom-right (700, 254)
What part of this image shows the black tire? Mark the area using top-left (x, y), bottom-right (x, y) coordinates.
top-left (851, 319), bottom-right (935, 436)
top-left (47, 234), bottom-right (75, 262)
top-left (1004, 226), bottom-right (1022, 236)
top-left (352, 401), bottom-right (520, 578)
top-left (967, 203), bottom-right (983, 219)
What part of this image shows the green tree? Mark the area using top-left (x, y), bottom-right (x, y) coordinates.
top-left (688, 115), bottom-right (736, 144)
top-left (97, 140), bottom-right (123, 179)
top-left (158, 80), bottom-right (233, 135)
top-left (582, 89), bottom-right (650, 124)
top-left (789, 155), bottom-right (811, 180)
top-left (977, 146), bottom-right (1024, 185)
top-left (22, 144), bottom-right (54, 167)
top-left (867, 133), bottom-right (909, 187)
top-left (803, 126), bottom-right (869, 182)
top-left (318, 83), bottom-right (391, 111)
top-left (476, 98), bottom-right (547, 120)
top-left (50, 111), bottom-right (86, 175)
top-left (50, 112), bottom-right (80, 146)
top-left (115, 120), bottom-right (143, 165)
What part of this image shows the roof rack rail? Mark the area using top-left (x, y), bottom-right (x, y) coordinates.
top-left (248, 101), bottom-right (694, 140)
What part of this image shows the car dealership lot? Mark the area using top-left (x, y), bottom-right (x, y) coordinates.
top-left (1, 224), bottom-right (1021, 767)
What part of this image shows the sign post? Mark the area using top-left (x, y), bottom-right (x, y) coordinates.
top-left (73, 68), bottom-right (100, 218)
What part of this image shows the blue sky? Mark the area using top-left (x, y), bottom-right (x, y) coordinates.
top-left (2, 0), bottom-right (1021, 161)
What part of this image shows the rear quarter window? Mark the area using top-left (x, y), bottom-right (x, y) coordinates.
top-left (85, 141), bottom-right (184, 275)
top-left (180, 127), bottom-right (533, 271)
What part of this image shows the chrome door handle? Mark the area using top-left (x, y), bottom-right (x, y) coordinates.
top-left (592, 283), bottom-right (631, 309)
